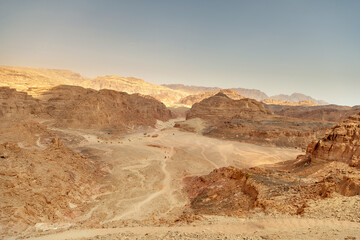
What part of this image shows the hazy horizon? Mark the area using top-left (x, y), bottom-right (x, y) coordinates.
top-left (1, 0), bottom-right (359, 106)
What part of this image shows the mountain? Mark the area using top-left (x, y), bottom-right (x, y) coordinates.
top-left (0, 66), bottom-right (87, 97)
top-left (270, 93), bottom-right (328, 105)
top-left (164, 84), bottom-right (329, 104)
top-left (0, 85), bottom-right (174, 132)
top-left (178, 94), bottom-right (333, 148)
top-left (164, 84), bottom-right (269, 101)
top-left (162, 84), bottom-right (221, 93)
top-left (186, 92), bottom-right (271, 121)
top-left (231, 88), bottom-right (269, 101)
top-left (0, 66), bottom-right (330, 107)
top-left (81, 76), bottom-right (187, 106)
top-left (178, 89), bottom-right (244, 106)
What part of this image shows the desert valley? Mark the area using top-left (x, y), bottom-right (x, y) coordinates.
top-left (0, 66), bottom-right (359, 240)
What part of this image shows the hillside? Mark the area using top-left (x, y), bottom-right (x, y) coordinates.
top-left (178, 93), bottom-right (333, 148)
top-left (81, 75), bottom-right (187, 106)
top-left (0, 86), bottom-right (174, 132)
top-left (1, 66), bottom-right (331, 108)
top-left (178, 89), bottom-right (244, 106)
top-left (271, 93), bottom-right (328, 105)
top-left (0, 66), bottom-right (87, 97)
top-left (162, 84), bottom-right (221, 93)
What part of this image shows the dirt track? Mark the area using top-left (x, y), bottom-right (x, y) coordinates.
top-left (19, 119), bottom-right (360, 239)
top-left (75, 119), bottom-right (300, 223)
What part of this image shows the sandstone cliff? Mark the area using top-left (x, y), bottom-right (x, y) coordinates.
top-left (0, 87), bottom-right (43, 118)
top-left (306, 112), bottom-right (360, 167)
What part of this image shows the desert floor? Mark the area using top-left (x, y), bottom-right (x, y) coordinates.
top-left (17, 119), bottom-right (360, 240)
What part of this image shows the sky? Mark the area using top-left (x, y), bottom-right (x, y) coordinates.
top-left (0, 0), bottom-right (359, 106)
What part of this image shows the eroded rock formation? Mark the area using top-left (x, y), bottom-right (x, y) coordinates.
top-left (306, 112), bottom-right (360, 167)
top-left (0, 139), bottom-right (109, 235)
top-left (0, 86), bottom-right (174, 132)
top-left (180, 93), bottom-right (331, 148)
top-left (178, 89), bottom-right (244, 107)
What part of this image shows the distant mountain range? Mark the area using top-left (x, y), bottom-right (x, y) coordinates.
top-left (163, 84), bottom-right (327, 105)
top-left (270, 93), bottom-right (328, 105)
top-left (0, 66), bottom-right (328, 107)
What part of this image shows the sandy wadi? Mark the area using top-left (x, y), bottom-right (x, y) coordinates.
top-left (0, 86), bottom-right (175, 237)
top-left (1, 83), bottom-right (360, 239)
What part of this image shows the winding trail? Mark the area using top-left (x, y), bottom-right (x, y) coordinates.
top-left (22, 119), bottom-right (304, 239)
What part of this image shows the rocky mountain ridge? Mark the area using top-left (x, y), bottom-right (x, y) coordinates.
top-left (178, 93), bottom-right (333, 148)
top-left (1, 66), bottom-right (329, 107)
top-left (0, 85), bottom-right (173, 132)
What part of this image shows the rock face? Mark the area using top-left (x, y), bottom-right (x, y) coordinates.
top-left (0, 140), bottom-right (109, 235)
top-left (184, 160), bottom-right (360, 218)
top-left (178, 89), bottom-right (244, 107)
top-left (42, 85), bottom-right (174, 130)
top-left (0, 87), bottom-right (43, 118)
top-left (181, 93), bottom-right (332, 148)
top-left (0, 86), bottom-right (174, 132)
top-left (0, 66), bottom-right (187, 106)
top-left (306, 112), bottom-right (360, 167)
top-left (0, 66), bottom-right (86, 97)
top-left (186, 92), bottom-right (271, 120)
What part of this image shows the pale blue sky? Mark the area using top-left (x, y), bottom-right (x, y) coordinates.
top-left (0, 0), bottom-right (359, 105)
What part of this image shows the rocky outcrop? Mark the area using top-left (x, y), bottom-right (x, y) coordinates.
top-left (186, 92), bottom-right (272, 120)
top-left (0, 139), bottom-right (109, 235)
top-left (0, 87), bottom-right (43, 118)
top-left (0, 66), bottom-right (87, 97)
top-left (184, 160), bottom-right (360, 217)
top-left (0, 86), bottom-right (174, 132)
top-left (178, 89), bottom-right (244, 106)
top-left (306, 112), bottom-right (360, 167)
top-left (180, 93), bottom-right (332, 148)
top-left (42, 85), bottom-right (174, 130)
